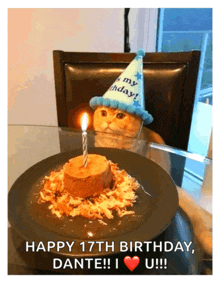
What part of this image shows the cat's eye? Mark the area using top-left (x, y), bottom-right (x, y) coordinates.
top-left (100, 110), bottom-right (107, 117)
top-left (116, 112), bottom-right (126, 119)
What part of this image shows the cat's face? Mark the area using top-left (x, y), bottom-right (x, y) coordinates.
top-left (93, 106), bottom-right (142, 137)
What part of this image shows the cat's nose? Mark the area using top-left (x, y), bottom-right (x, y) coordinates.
top-left (106, 121), bottom-right (111, 125)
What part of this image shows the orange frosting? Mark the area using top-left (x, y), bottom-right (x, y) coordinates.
top-left (63, 154), bottom-right (113, 198)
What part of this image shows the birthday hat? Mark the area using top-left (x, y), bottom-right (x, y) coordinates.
top-left (89, 49), bottom-right (153, 125)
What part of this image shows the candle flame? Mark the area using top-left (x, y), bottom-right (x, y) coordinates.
top-left (81, 113), bottom-right (88, 131)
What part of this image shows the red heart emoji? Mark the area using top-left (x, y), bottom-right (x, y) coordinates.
top-left (124, 256), bottom-right (140, 271)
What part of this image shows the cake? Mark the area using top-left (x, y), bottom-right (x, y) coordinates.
top-left (63, 154), bottom-right (113, 198)
top-left (39, 155), bottom-right (140, 219)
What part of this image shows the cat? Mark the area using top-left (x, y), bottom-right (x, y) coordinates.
top-left (93, 106), bottom-right (142, 149)
top-left (93, 106), bottom-right (169, 172)
top-left (93, 106), bottom-right (212, 258)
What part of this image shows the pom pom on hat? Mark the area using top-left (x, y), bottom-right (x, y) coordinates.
top-left (136, 49), bottom-right (145, 58)
top-left (89, 49), bottom-right (153, 125)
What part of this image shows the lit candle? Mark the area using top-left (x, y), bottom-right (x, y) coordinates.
top-left (81, 113), bottom-right (88, 167)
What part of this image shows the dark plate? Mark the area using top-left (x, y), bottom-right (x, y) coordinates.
top-left (8, 148), bottom-right (178, 256)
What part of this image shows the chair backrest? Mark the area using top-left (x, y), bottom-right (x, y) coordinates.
top-left (53, 50), bottom-right (200, 150)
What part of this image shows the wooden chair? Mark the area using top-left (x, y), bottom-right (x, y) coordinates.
top-left (53, 50), bottom-right (200, 151)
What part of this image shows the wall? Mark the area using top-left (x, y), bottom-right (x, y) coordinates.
top-left (8, 8), bottom-right (124, 126)
top-left (129, 8), bottom-right (158, 52)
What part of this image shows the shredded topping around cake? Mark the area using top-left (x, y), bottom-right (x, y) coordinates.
top-left (38, 161), bottom-right (139, 220)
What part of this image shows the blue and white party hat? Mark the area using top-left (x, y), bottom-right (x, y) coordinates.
top-left (89, 49), bottom-right (153, 125)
